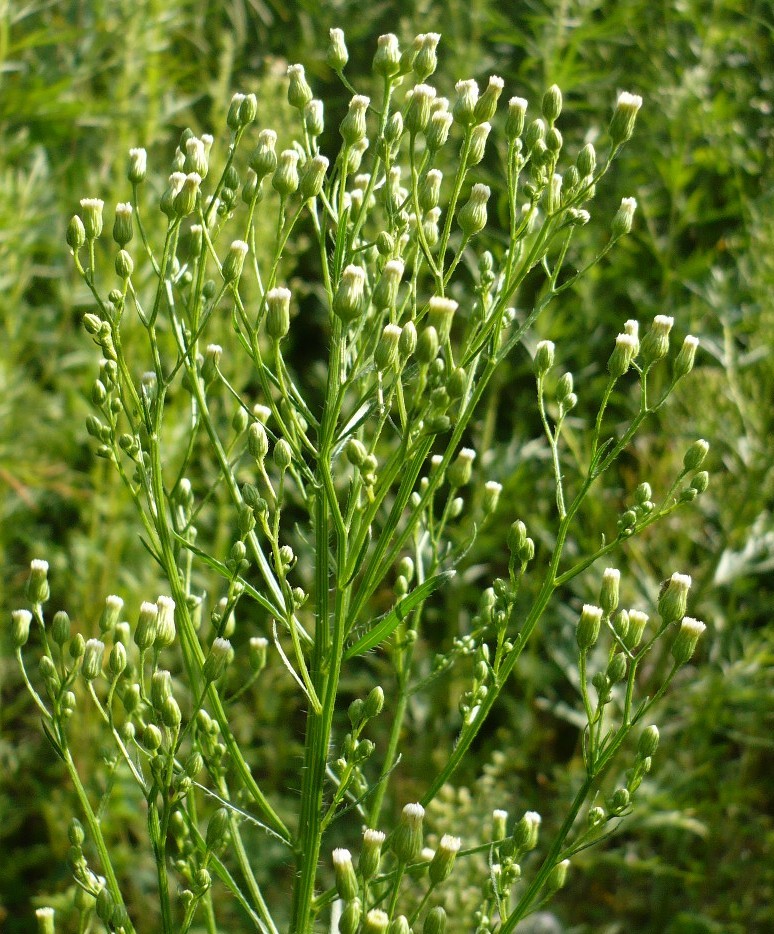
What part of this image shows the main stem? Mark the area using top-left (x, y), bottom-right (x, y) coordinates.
top-left (290, 335), bottom-right (347, 933)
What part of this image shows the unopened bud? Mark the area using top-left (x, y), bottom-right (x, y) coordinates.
top-left (448, 447), bottom-right (475, 487)
top-left (327, 27), bottom-right (349, 71)
top-left (453, 79), bottom-right (479, 126)
top-left (611, 197), bottom-right (637, 238)
top-left (80, 198), bottom-right (104, 239)
top-left (609, 91), bottom-right (643, 145)
top-left (266, 287), bottom-right (291, 341)
top-left (372, 259), bottom-right (404, 309)
top-left (608, 332), bottom-right (638, 378)
top-left (155, 595), bottom-right (176, 648)
top-left (112, 202), bottom-right (134, 247)
top-left (364, 910), bottom-right (390, 934)
top-left (128, 147), bottom-right (147, 184)
top-left (428, 834), bottom-right (461, 884)
top-left (333, 264), bottom-right (367, 323)
top-left (11, 609), bottom-right (32, 648)
top-left (82, 638), bottom-right (105, 681)
top-left (506, 97), bottom-right (528, 140)
top-left (27, 559), bottom-right (50, 604)
top-left (577, 604), bottom-right (603, 651)
top-left (373, 33), bottom-right (400, 77)
top-left (640, 314), bottom-right (673, 367)
top-left (250, 130), bottom-right (278, 179)
top-left (513, 810), bottom-right (541, 852)
top-left (671, 616), bottom-right (706, 665)
top-left (600, 568), bottom-right (621, 615)
top-left (221, 240), bottom-right (249, 284)
top-left (428, 296), bottom-right (458, 342)
top-left (683, 439), bottom-right (709, 472)
top-left (360, 828), bottom-right (386, 880)
top-left (413, 32), bottom-right (440, 81)
top-left (340, 95), bottom-right (370, 146)
top-left (299, 154), bottom-right (329, 201)
top-left (427, 109), bottom-right (453, 151)
top-left (457, 183), bottom-right (489, 237)
top-left (332, 848), bottom-right (359, 901)
top-left (657, 572), bottom-right (692, 624)
top-left (468, 122), bottom-right (491, 166)
top-left (287, 64), bottom-right (313, 109)
top-left (534, 339), bottom-right (555, 377)
top-left (391, 802), bottom-right (425, 863)
top-left (67, 215), bottom-right (86, 252)
top-left (203, 637), bottom-right (232, 682)
top-left (272, 150), bottom-right (300, 198)
top-left (542, 84), bottom-right (563, 123)
top-left (673, 335), bottom-right (699, 380)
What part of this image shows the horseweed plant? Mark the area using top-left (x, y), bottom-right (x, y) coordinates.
top-left (14, 29), bottom-right (710, 934)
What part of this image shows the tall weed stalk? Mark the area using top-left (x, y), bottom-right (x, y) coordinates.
top-left (12, 30), bottom-right (711, 934)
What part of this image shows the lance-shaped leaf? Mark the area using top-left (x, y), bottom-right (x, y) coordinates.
top-left (344, 570), bottom-right (455, 660)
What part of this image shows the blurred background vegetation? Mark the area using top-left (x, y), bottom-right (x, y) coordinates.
top-left (0, 0), bottom-right (771, 931)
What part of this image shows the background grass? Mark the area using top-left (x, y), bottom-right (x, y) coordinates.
top-left (0, 0), bottom-right (771, 930)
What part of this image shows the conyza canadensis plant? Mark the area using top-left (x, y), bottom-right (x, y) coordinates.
top-left (14, 28), bottom-right (710, 934)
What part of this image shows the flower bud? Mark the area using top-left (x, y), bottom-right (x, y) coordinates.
top-left (173, 172), bottom-right (201, 218)
top-left (332, 848), bottom-right (359, 901)
top-left (657, 572), bottom-right (692, 624)
top-left (611, 196), bottom-right (637, 238)
top-left (272, 150), bottom-right (300, 198)
top-left (413, 32), bottom-right (440, 81)
top-left (534, 339), bottom-right (555, 377)
top-left (250, 130), bottom-right (278, 180)
top-left (364, 685), bottom-right (384, 719)
top-left (303, 99), bottom-right (325, 139)
top-left (364, 910), bottom-right (390, 934)
top-left (673, 335), bottom-right (699, 380)
top-left (609, 91), bottom-right (643, 145)
top-left (576, 604), bottom-right (603, 651)
top-left (428, 296), bottom-right (458, 343)
top-left (99, 594), bottom-right (124, 633)
top-left (671, 616), bottom-right (706, 666)
top-left (221, 240), bottom-right (249, 284)
top-left (467, 122), bottom-right (491, 166)
top-left (11, 609), bottom-right (32, 648)
top-left (427, 109), bottom-right (453, 151)
top-left (607, 651), bottom-right (627, 682)
top-left (340, 898), bottom-right (363, 934)
top-left (525, 118), bottom-right (546, 151)
top-left (513, 810), bottom-right (541, 852)
top-left (274, 438), bottom-right (293, 471)
top-left (391, 917), bottom-right (410, 934)
top-left (483, 480), bottom-right (502, 513)
top-left (375, 324), bottom-right (402, 371)
top-left (542, 84), bottom-right (563, 123)
top-left (691, 471), bottom-right (709, 494)
top-left (391, 802), bottom-right (425, 863)
top-left (203, 637), bottom-right (232, 683)
top-left (457, 183), bottom-right (489, 237)
top-left (640, 314), bottom-right (673, 367)
top-left (266, 287), bottom-right (291, 341)
top-left (298, 155), bottom-right (329, 201)
top-left (683, 439), bottom-right (709, 471)
top-left (82, 638), bottom-right (105, 681)
top-left (419, 169), bottom-right (442, 212)
top-left (406, 84), bottom-right (436, 135)
top-left (184, 137), bottom-right (208, 178)
top-left (340, 95), bottom-right (370, 146)
top-left (112, 202), bottom-right (133, 247)
top-left (600, 568), bottom-right (621, 615)
top-left (453, 79), bottom-right (479, 126)
top-left (127, 146), bottom-right (147, 184)
top-left (201, 343), bottom-right (222, 384)
top-left (248, 421), bottom-right (270, 462)
top-left (423, 907), bottom-right (447, 934)
top-left (372, 259), bottom-right (404, 309)
top-left (638, 724), bottom-right (660, 758)
top-left (546, 859), bottom-right (570, 893)
top-left (67, 215), bottom-right (86, 252)
top-left (51, 610), bottom-right (70, 646)
top-left (154, 595), bottom-right (176, 649)
top-left (607, 332), bottom-right (638, 378)
top-left (373, 33), bottom-right (400, 77)
top-left (27, 559), bottom-right (50, 604)
top-left (333, 264), bottom-right (367, 323)
top-left (206, 807), bottom-right (230, 852)
top-left (109, 641), bottom-right (127, 678)
top-left (577, 142), bottom-right (596, 177)
top-left (474, 75), bottom-right (505, 124)
top-left (428, 834), bottom-right (461, 884)
top-left (625, 609), bottom-right (649, 649)
top-left (135, 601), bottom-right (160, 650)
top-left (287, 64), bottom-right (313, 110)
top-left (448, 447), bottom-right (476, 487)
top-left (80, 198), bottom-right (104, 239)
top-left (506, 97), bottom-right (528, 140)
top-left (358, 828), bottom-right (385, 881)
top-left (327, 27), bottom-right (349, 71)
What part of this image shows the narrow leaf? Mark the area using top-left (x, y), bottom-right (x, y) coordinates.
top-left (344, 570), bottom-right (455, 660)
